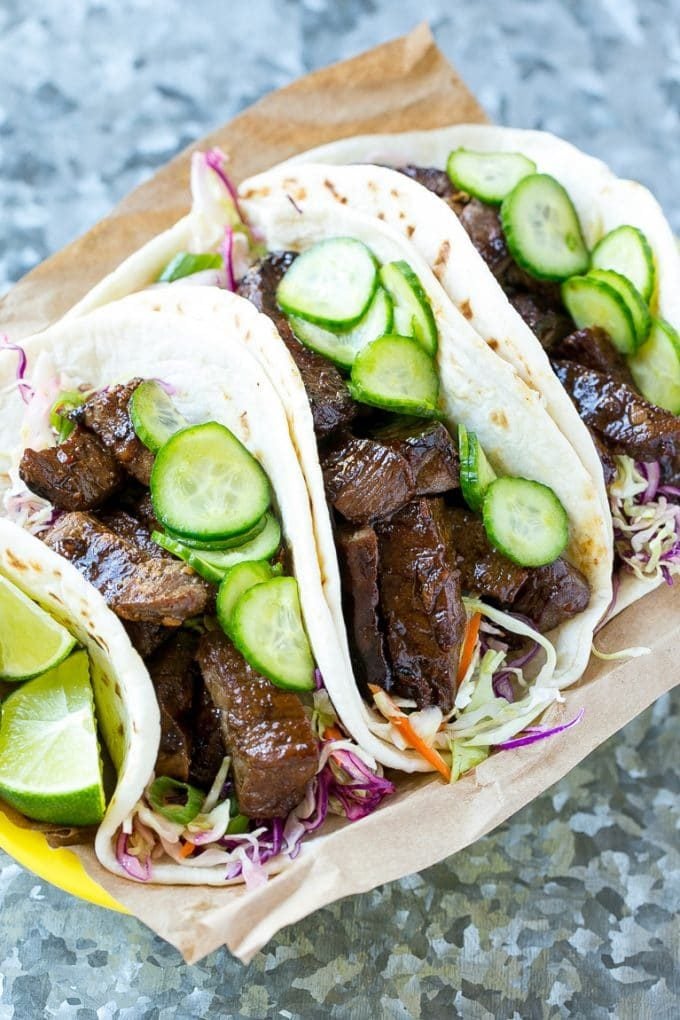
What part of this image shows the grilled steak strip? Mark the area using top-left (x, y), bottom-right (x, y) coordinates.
top-left (552, 327), bottom-right (635, 385)
top-left (335, 523), bottom-right (392, 696)
top-left (375, 497), bottom-right (465, 712)
top-left (99, 509), bottom-right (168, 559)
top-left (148, 631), bottom-right (197, 782)
top-left (553, 360), bottom-right (680, 464)
top-left (443, 506), bottom-right (529, 604)
top-left (73, 379), bottom-right (155, 485)
top-left (323, 421), bottom-right (460, 525)
top-left (43, 512), bottom-right (211, 625)
top-left (19, 428), bottom-right (123, 511)
top-left (196, 631), bottom-right (319, 819)
top-left (189, 685), bottom-right (226, 790)
top-left (322, 433), bottom-right (414, 524)
top-left (513, 558), bottom-right (591, 633)
top-left (123, 621), bottom-right (170, 660)
top-left (237, 252), bottom-right (359, 437)
top-left (442, 506), bottom-right (590, 632)
top-left (369, 418), bottom-right (459, 494)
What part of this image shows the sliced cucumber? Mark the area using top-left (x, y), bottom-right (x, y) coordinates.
top-left (216, 560), bottom-right (275, 636)
top-left (500, 174), bottom-right (589, 282)
top-left (150, 422), bottom-right (271, 542)
top-left (230, 577), bottom-right (315, 692)
top-left (130, 380), bottom-right (189, 454)
top-left (166, 513), bottom-right (268, 551)
top-left (587, 269), bottom-right (651, 345)
top-left (348, 334), bottom-right (440, 416)
top-left (629, 317), bottom-right (680, 414)
top-left (482, 476), bottom-right (569, 568)
top-left (276, 238), bottom-right (378, 329)
top-left (591, 225), bottom-right (655, 303)
top-left (458, 424), bottom-right (497, 513)
top-left (561, 275), bottom-right (638, 355)
top-left (288, 287), bottom-right (393, 368)
top-left (152, 513), bottom-right (281, 581)
top-left (157, 252), bottom-right (223, 283)
top-left (446, 148), bottom-right (537, 205)
top-left (379, 261), bottom-right (438, 355)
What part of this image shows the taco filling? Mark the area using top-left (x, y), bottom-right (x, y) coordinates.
top-left (11, 371), bottom-right (393, 884)
top-left (391, 159), bottom-right (680, 588)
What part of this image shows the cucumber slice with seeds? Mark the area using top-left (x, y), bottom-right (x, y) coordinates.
top-left (276, 238), bottom-right (378, 329)
top-left (348, 334), bottom-right (440, 416)
top-left (150, 422), bottom-right (271, 542)
top-left (591, 225), bottom-right (655, 303)
top-left (289, 287), bottom-right (393, 368)
top-left (446, 149), bottom-right (536, 204)
top-left (152, 513), bottom-right (281, 582)
top-left (561, 275), bottom-right (638, 354)
top-left (230, 577), bottom-right (315, 691)
top-left (458, 424), bottom-right (497, 513)
top-left (629, 317), bottom-right (680, 414)
top-left (587, 269), bottom-right (651, 345)
top-left (216, 560), bottom-right (276, 636)
top-left (379, 261), bottom-right (438, 355)
top-left (130, 380), bottom-right (189, 453)
top-left (482, 476), bottom-right (569, 568)
top-left (500, 174), bottom-right (589, 282)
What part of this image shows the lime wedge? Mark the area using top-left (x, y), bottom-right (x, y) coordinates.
top-left (0, 575), bottom-right (76, 681)
top-left (0, 650), bottom-right (106, 826)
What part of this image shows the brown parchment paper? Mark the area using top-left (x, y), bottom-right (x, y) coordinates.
top-left (1, 24), bottom-right (678, 965)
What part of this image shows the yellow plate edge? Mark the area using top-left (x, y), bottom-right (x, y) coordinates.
top-left (0, 807), bottom-right (128, 913)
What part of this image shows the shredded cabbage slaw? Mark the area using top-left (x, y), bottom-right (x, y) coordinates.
top-left (610, 455), bottom-right (680, 584)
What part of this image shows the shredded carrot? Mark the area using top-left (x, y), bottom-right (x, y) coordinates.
top-left (179, 840), bottom-right (195, 859)
top-left (457, 611), bottom-right (481, 682)
top-left (323, 725), bottom-right (344, 741)
top-left (390, 715), bottom-right (452, 782)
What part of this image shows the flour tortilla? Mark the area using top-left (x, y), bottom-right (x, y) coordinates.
top-left (281, 125), bottom-right (680, 614)
top-left (42, 192), bottom-right (612, 738)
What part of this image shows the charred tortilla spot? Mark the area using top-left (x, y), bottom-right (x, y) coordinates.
top-left (406, 225), bottom-right (415, 237)
top-left (491, 410), bottom-right (509, 428)
top-left (433, 240), bottom-right (451, 279)
top-left (488, 338), bottom-right (499, 351)
top-left (460, 299), bottom-right (473, 320)
top-left (323, 179), bottom-right (347, 204)
top-left (6, 550), bottom-right (27, 571)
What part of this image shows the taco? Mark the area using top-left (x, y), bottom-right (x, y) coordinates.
top-left (36, 158), bottom-right (612, 778)
top-left (0, 289), bottom-right (395, 886)
top-left (276, 126), bottom-right (680, 615)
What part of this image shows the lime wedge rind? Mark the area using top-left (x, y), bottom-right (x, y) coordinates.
top-left (0, 575), bottom-right (77, 681)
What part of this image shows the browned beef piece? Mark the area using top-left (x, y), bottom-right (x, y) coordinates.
top-left (19, 428), bottom-right (123, 511)
top-left (99, 509), bottom-right (167, 559)
top-left (589, 429), bottom-right (618, 486)
top-left (335, 523), bottom-right (391, 696)
top-left (443, 506), bottom-right (529, 603)
top-left (375, 498), bottom-right (465, 711)
top-left (189, 684), bottom-right (227, 790)
top-left (196, 631), bottom-right (319, 818)
top-left (148, 631), bottom-right (197, 781)
top-left (396, 165), bottom-right (469, 216)
top-left (443, 507), bottom-right (590, 632)
top-left (553, 360), bottom-right (680, 463)
top-left (322, 433), bottom-right (413, 523)
top-left (43, 512), bottom-right (211, 625)
top-left (237, 252), bottom-right (359, 437)
top-left (369, 418), bottom-right (459, 494)
top-left (508, 291), bottom-right (574, 351)
top-left (457, 199), bottom-right (515, 279)
top-left (124, 621), bottom-right (170, 659)
top-left (323, 420), bottom-right (459, 525)
top-left (552, 327), bottom-right (635, 385)
top-left (513, 559), bottom-right (590, 633)
top-left (73, 380), bottom-right (155, 485)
